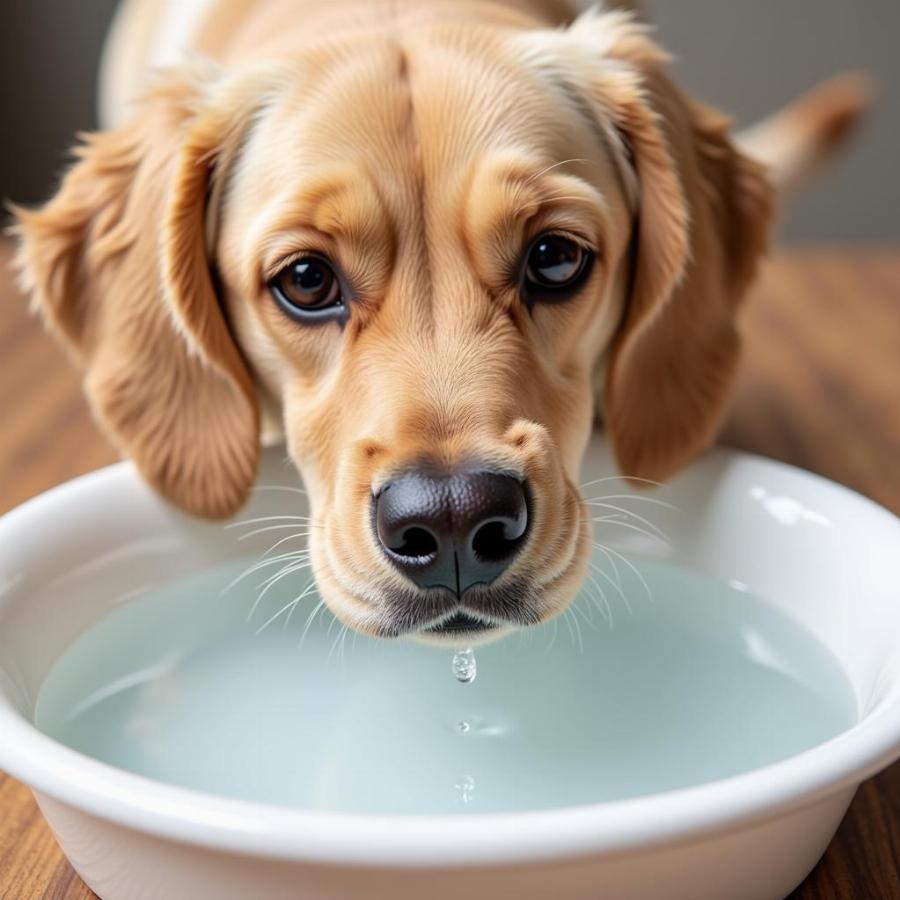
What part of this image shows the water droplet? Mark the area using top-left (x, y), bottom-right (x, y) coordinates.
top-left (451, 648), bottom-right (477, 683)
top-left (453, 716), bottom-right (506, 737)
top-left (454, 774), bottom-right (476, 805)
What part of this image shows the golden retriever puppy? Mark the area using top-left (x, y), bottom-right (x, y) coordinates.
top-left (12, 0), bottom-right (866, 642)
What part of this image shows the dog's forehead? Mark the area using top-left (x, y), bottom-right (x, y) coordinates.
top-left (241, 31), bottom-right (616, 217)
top-left (219, 28), bottom-right (632, 324)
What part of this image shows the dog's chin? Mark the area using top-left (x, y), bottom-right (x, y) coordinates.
top-left (359, 576), bottom-right (548, 642)
top-left (412, 611), bottom-right (514, 647)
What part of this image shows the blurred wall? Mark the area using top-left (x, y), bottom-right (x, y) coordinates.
top-left (650, 0), bottom-right (898, 241)
top-left (1, 0), bottom-right (119, 207)
top-left (1, 0), bottom-right (896, 239)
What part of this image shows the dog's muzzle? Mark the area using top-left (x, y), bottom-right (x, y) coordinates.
top-left (374, 468), bottom-right (529, 596)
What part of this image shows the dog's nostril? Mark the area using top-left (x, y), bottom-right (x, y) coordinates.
top-left (390, 526), bottom-right (439, 560)
top-left (374, 469), bottom-right (529, 594)
top-left (471, 519), bottom-right (524, 563)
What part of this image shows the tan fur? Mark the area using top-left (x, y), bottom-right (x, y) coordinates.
top-left (11, 1), bottom-right (859, 638)
top-left (12, 67), bottom-right (264, 517)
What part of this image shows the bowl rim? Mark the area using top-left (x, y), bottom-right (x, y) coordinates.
top-left (1, 450), bottom-right (899, 867)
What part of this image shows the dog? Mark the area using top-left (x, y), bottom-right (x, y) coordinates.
top-left (11, 0), bottom-right (867, 643)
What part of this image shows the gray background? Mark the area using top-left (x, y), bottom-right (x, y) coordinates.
top-left (1, 0), bottom-right (896, 239)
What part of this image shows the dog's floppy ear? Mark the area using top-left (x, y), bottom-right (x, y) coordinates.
top-left (602, 68), bottom-right (772, 480)
top-left (547, 12), bottom-right (774, 480)
top-left (13, 67), bottom-right (266, 517)
top-left (594, 16), bottom-right (773, 480)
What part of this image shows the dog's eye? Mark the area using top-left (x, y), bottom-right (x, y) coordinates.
top-left (522, 234), bottom-right (593, 301)
top-left (269, 256), bottom-right (344, 322)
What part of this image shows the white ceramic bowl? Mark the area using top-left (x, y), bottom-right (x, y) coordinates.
top-left (1, 436), bottom-right (899, 900)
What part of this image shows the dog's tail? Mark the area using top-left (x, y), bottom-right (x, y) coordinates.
top-left (736, 72), bottom-right (873, 196)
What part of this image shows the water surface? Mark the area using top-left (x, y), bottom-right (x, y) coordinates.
top-left (36, 553), bottom-right (856, 814)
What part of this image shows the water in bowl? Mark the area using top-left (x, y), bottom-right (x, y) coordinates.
top-left (35, 552), bottom-right (857, 814)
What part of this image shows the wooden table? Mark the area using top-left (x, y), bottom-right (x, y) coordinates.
top-left (1, 242), bottom-right (898, 898)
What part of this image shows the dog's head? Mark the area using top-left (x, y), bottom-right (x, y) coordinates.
top-left (13, 9), bottom-right (771, 642)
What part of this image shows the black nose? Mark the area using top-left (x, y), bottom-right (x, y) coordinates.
top-left (374, 470), bottom-right (529, 594)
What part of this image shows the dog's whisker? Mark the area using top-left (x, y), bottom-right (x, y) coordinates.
top-left (592, 542), bottom-right (623, 590)
top-left (592, 513), bottom-right (663, 543)
top-left (251, 484), bottom-right (308, 496)
top-left (591, 541), bottom-right (653, 604)
top-left (221, 551), bottom-right (310, 595)
top-left (254, 578), bottom-right (319, 635)
top-left (587, 500), bottom-right (670, 540)
top-left (240, 559), bottom-right (306, 597)
top-left (250, 563), bottom-right (313, 618)
top-left (251, 548), bottom-right (310, 567)
top-left (299, 598), bottom-right (328, 648)
top-left (226, 514), bottom-right (319, 530)
top-left (523, 622), bottom-right (535, 649)
top-left (582, 493), bottom-right (678, 511)
top-left (263, 532), bottom-right (313, 556)
top-left (236, 524), bottom-right (317, 540)
top-left (543, 617), bottom-right (560, 657)
top-left (582, 572), bottom-right (610, 625)
top-left (590, 542), bottom-right (624, 593)
top-left (588, 558), bottom-right (631, 614)
top-left (256, 557), bottom-right (311, 592)
top-left (244, 530), bottom-right (311, 567)
top-left (560, 605), bottom-right (578, 650)
top-left (327, 621), bottom-right (350, 664)
top-left (522, 157), bottom-right (591, 185)
top-left (563, 607), bottom-right (584, 654)
top-left (583, 567), bottom-right (614, 626)
top-left (569, 596), bottom-right (597, 632)
top-left (242, 549), bottom-right (310, 577)
top-left (255, 597), bottom-right (301, 636)
top-left (516, 624), bottom-right (531, 652)
top-left (592, 514), bottom-right (670, 546)
top-left (284, 580), bottom-right (319, 631)
top-left (249, 560), bottom-right (313, 620)
top-left (579, 475), bottom-right (666, 490)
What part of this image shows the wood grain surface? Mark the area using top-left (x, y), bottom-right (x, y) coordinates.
top-left (1, 242), bottom-right (898, 899)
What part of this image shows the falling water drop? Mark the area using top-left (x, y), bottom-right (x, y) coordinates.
top-left (454, 775), bottom-right (476, 805)
top-left (451, 648), bottom-right (477, 684)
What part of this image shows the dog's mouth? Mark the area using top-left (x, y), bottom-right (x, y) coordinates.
top-left (365, 577), bottom-right (545, 641)
top-left (423, 610), bottom-right (500, 637)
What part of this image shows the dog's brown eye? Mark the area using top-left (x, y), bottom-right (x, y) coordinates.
top-left (522, 234), bottom-right (592, 301)
top-left (270, 256), bottom-right (344, 323)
